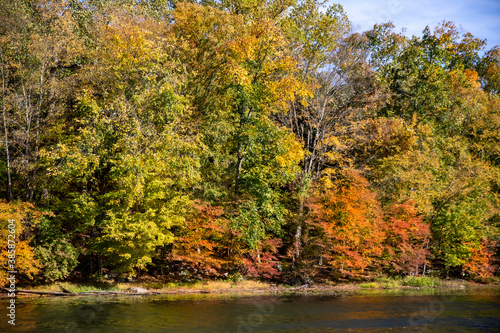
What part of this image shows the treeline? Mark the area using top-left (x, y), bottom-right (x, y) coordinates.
top-left (1, 0), bottom-right (499, 285)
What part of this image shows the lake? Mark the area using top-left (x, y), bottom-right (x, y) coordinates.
top-left (2, 288), bottom-right (500, 332)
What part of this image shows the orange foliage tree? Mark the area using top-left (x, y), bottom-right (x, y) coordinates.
top-left (309, 171), bottom-right (385, 279)
top-left (382, 200), bottom-right (430, 276)
top-left (463, 239), bottom-right (497, 278)
top-left (173, 201), bottom-right (284, 280)
top-left (242, 238), bottom-right (283, 280)
top-left (172, 201), bottom-right (230, 277)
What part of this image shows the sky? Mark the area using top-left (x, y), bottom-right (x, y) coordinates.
top-left (337, 0), bottom-right (500, 49)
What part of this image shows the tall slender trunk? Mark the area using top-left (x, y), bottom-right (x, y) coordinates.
top-left (234, 107), bottom-right (251, 196)
top-left (235, 140), bottom-right (244, 196)
top-left (0, 53), bottom-right (12, 201)
top-left (20, 63), bottom-right (31, 201)
top-left (422, 238), bottom-right (430, 276)
top-left (294, 224), bottom-right (302, 259)
top-left (294, 197), bottom-right (304, 267)
top-left (32, 61), bottom-right (45, 202)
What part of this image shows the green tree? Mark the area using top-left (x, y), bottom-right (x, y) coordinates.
top-left (173, 2), bottom-right (305, 253)
top-left (40, 13), bottom-right (200, 273)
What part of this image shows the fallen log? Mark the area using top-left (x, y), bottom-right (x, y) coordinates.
top-left (2, 288), bottom-right (77, 296)
top-left (1, 288), bottom-right (155, 296)
top-left (177, 289), bottom-right (210, 294)
top-left (294, 284), bottom-right (309, 290)
top-left (76, 291), bottom-right (149, 295)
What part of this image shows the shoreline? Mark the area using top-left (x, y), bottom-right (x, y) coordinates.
top-left (3, 278), bottom-right (500, 298)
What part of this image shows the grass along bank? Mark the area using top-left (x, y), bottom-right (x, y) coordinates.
top-left (9, 276), bottom-right (500, 297)
top-left (359, 276), bottom-right (444, 289)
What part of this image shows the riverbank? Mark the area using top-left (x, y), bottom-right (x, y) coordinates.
top-left (4, 276), bottom-right (500, 298)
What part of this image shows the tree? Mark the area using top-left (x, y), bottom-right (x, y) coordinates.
top-left (308, 170), bottom-right (385, 279)
top-left (0, 0), bottom-right (86, 202)
top-left (39, 10), bottom-right (200, 274)
top-left (478, 46), bottom-right (500, 95)
top-left (364, 22), bottom-right (500, 276)
top-left (0, 200), bottom-right (42, 285)
top-left (382, 200), bottom-right (430, 276)
top-left (275, 2), bottom-right (385, 275)
top-left (173, 2), bottom-right (305, 251)
top-left (173, 201), bottom-right (229, 277)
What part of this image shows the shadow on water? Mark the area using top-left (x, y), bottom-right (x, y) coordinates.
top-left (2, 287), bottom-right (500, 332)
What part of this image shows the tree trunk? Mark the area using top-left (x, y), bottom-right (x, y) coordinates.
top-left (0, 53), bottom-right (12, 201)
top-left (235, 140), bottom-right (244, 195)
top-left (294, 197), bottom-right (305, 266)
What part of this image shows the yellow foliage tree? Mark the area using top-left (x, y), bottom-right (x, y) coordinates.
top-left (0, 200), bottom-right (42, 286)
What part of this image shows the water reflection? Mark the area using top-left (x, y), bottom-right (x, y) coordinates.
top-left (2, 288), bottom-right (500, 332)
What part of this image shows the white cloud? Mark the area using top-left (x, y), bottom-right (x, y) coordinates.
top-left (337, 0), bottom-right (500, 47)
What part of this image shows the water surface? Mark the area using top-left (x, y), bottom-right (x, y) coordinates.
top-left (2, 288), bottom-right (500, 332)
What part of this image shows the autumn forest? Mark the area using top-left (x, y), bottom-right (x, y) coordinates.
top-left (1, 0), bottom-right (500, 286)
